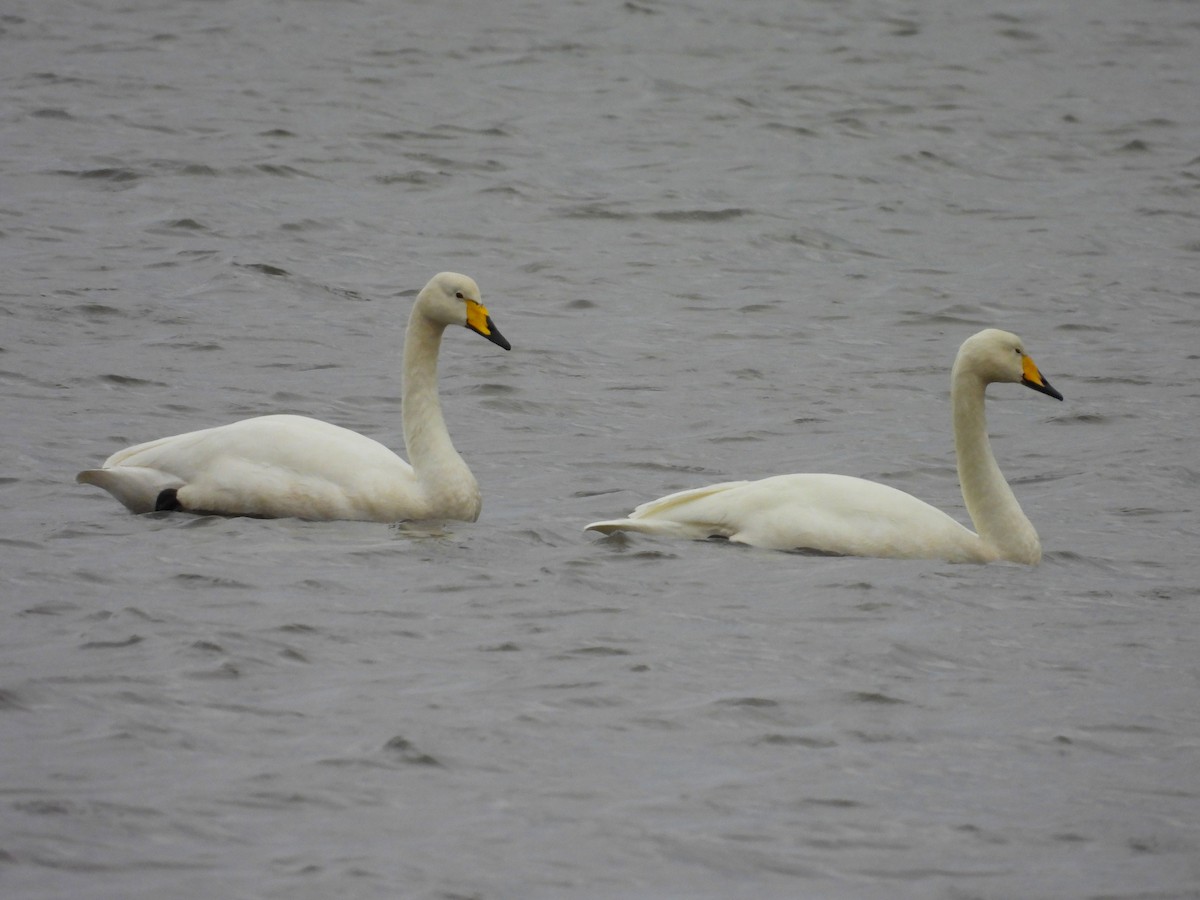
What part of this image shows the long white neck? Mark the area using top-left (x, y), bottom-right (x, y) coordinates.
top-left (952, 368), bottom-right (1041, 564)
top-left (401, 308), bottom-right (480, 519)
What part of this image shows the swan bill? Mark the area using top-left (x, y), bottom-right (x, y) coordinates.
top-left (1020, 355), bottom-right (1063, 401)
top-left (465, 301), bottom-right (511, 351)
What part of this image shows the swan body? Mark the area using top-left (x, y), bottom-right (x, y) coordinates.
top-left (78, 272), bottom-right (511, 522)
top-left (585, 329), bottom-right (1063, 564)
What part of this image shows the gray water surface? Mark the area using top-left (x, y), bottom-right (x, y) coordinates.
top-left (3, 1), bottom-right (1199, 898)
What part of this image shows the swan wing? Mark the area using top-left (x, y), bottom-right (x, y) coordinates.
top-left (588, 473), bottom-right (991, 562)
top-left (80, 415), bottom-right (420, 520)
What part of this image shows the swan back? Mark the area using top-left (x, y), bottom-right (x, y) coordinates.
top-left (587, 474), bottom-right (992, 561)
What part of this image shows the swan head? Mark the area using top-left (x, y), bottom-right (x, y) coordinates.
top-left (957, 329), bottom-right (1062, 401)
top-left (417, 272), bottom-right (511, 351)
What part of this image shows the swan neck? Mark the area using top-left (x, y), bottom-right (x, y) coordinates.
top-left (952, 369), bottom-right (1040, 564)
top-left (402, 309), bottom-right (475, 496)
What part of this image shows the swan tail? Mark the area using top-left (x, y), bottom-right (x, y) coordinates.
top-left (77, 467), bottom-right (185, 514)
top-left (584, 517), bottom-right (717, 540)
top-left (585, 481), bottom-right (751, 540)
top-left (584, 518), bottom-right (641, 535)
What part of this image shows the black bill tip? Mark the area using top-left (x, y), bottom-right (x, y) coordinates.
top-left (1022, 375), bottom-right (1063, 401)
top-left (473, 315), bottom-right (511, 351)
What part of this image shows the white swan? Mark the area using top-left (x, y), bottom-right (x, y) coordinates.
top-left (585, 329), bottom-right (1062, 564)
top-left (77, 272), bottom-right (511, 522)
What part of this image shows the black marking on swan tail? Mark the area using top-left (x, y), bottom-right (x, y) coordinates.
top-left (155, 488), bottom-right (183, 512)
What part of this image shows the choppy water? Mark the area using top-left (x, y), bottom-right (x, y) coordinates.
top-left (3, 0), bottom-right (1200, 897)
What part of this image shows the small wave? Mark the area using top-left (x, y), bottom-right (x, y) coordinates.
top-left (717, 696), bottom-right (781, 709)
top-left (178, 163), bottom-right (219, 177)
top-left (172, 572), bottom-right (254, 588)
top-left (0, 688), bottom-right (30, 710)
top-left (564, 645), bottom-right (632, 657)
top-left (373, 170), bottom-right (447, 186)
top-left (559, 203), bottom-right (635, 220)
top-left (72, 302), bottom-right (127, 319)
top-left (465, 382), bottom-right (518, 395)
top-left (382, 735), bottom-right (443, 767)
top-left (96, 373), bottom-right (168, 388)
top-left (1048, 412), bottom-right (1108, 425)
top-left (279, 218), bottom-right (332, 232)
top-left (761, 227), bottom-right (885, 257)
top-left (846, 691), bottom-right (907, 705)
top-left (369, 129), bottom-right (455, 142)
top-left (146, 340), bottom-right (222, 352)
top-left (755, 733), bottom-right (838, 749)
top-left (237, 262), bottom-right (290, 277)
top-left (147, 218), bottom-right (209, 234)
top-left (1113, 139), bottom-right (1152, 154)
top-left (80, 635), bottom-right (144, 650)
top-left (63, 167), bottom-right (142, 182)
top-left (651, 207), bottom-right (748, 223)
top-left (222, 163), bottom-right (315, 178)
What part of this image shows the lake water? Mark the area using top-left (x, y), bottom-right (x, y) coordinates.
top-left (3, 0), bottom-right (1199, 897)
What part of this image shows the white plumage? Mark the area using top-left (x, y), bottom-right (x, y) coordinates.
top-left (585, 329), bottom-right (1062, 564)
top-left (78, 272), bottom-right (511, 522)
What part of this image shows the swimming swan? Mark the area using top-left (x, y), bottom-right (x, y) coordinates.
top-left (585, 329), bottom-right (1062, 564)
top-left (77, 272), bottom-right (511, 522)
